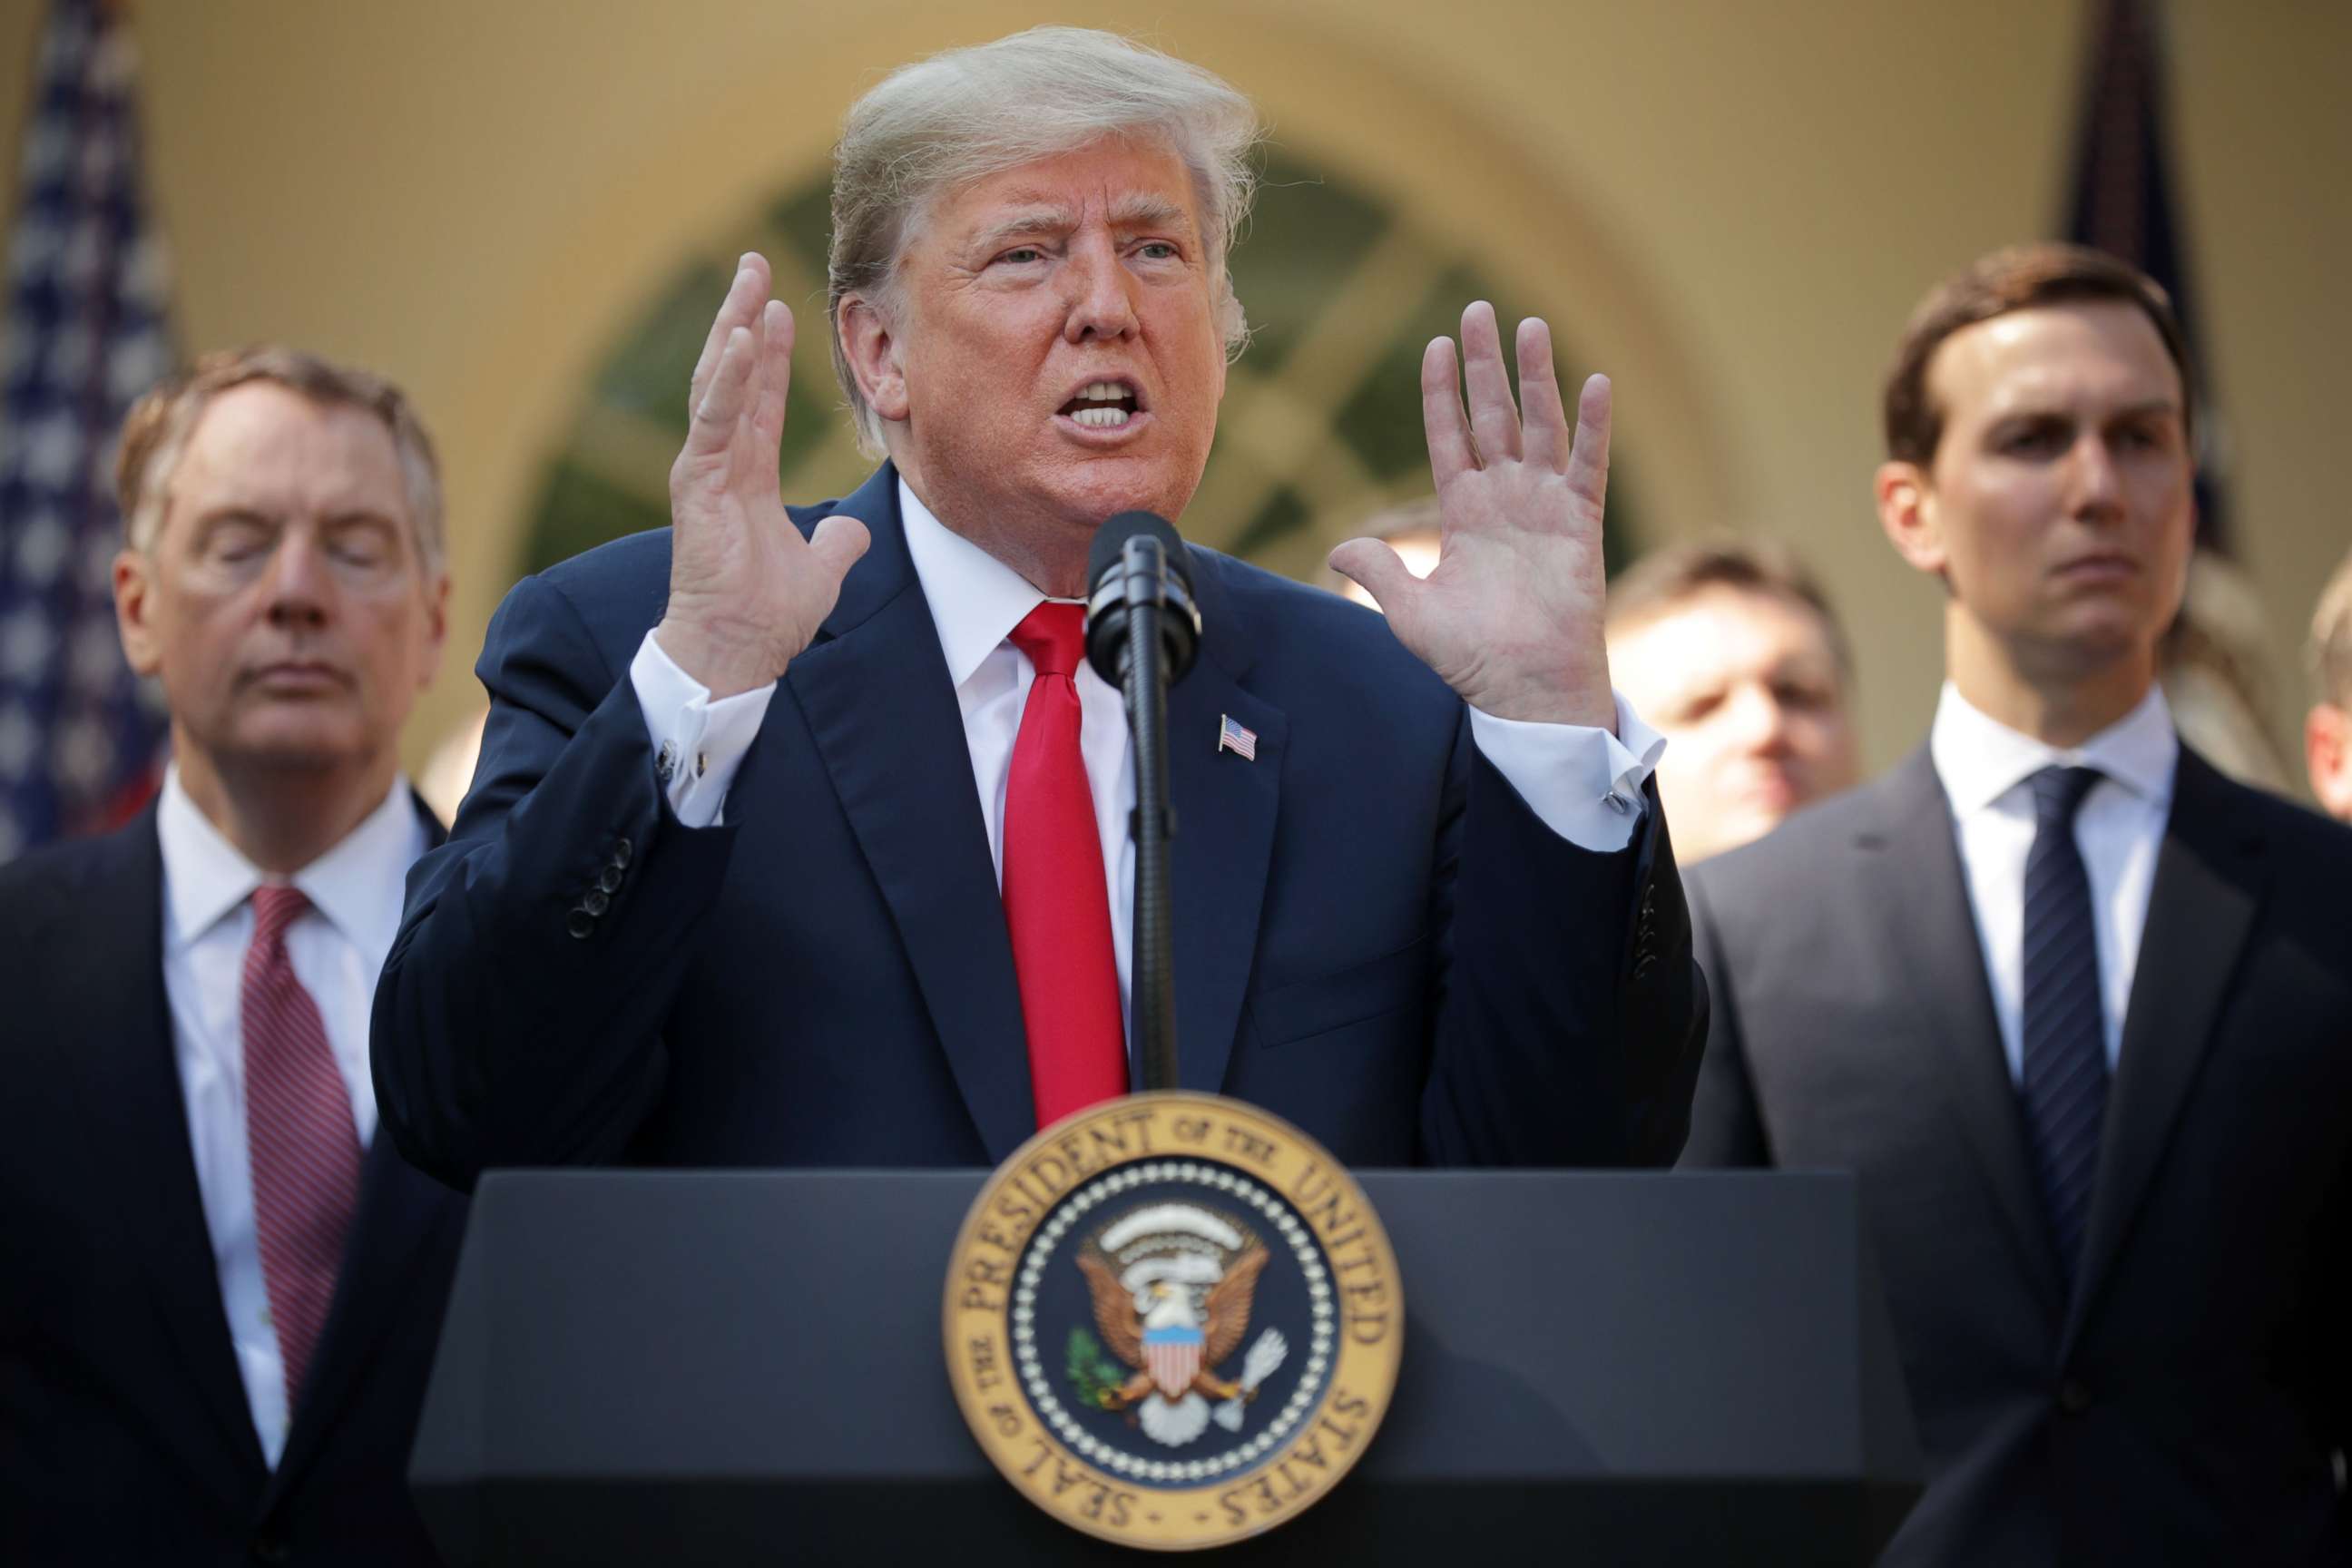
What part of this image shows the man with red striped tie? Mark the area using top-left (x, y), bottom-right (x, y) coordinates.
top-left (0, 348), bottom-right (468, 1566)
top-left (376, 28), bottom-right (1705, 1187)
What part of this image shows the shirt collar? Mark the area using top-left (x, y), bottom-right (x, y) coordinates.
top-left (898, 476), bottom-right (1072, 688)
top-left (1929, 680), bottom-right (2179, 817)
top-left (159, 766), bottom-right (425, 953)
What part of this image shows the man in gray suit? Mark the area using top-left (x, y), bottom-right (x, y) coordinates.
top-left (1681, 243), bottom-right (2350, 1566)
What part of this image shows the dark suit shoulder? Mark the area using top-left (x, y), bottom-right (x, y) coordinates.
top-left (1687, 765), bottom-right (1911, 918)
top-left (0, 824), bottom-right (139, 946)
top-left (524, 525), bottom-right (676, 655)
top-left (2189, 750), bottom-right (2352, 860)
top-left (1191, 544), bottom-right (1455, 718)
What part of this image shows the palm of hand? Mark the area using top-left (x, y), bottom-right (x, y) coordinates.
top-left (1331, 304), bottom-right (1615, 730)
top-left (658, 254), bottom-right (868, 699)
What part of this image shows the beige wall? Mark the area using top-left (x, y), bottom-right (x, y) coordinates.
top-left (3, 0), bottom-right (2345, 780)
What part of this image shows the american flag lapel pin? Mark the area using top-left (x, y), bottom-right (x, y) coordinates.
top-left (1218, 713), bottom-right (1259, 761)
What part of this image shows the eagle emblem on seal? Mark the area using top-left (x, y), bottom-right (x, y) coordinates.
top-left (1069, 1203), bottom-right (1290, 1447)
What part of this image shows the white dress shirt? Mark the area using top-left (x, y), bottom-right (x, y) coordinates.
top-left (630, 479), bottom-right (1667, 1038)
top-left (156, 768), bottom-right (426, 1467)
top-left (1929, 681), bottom-right (2178, 1084)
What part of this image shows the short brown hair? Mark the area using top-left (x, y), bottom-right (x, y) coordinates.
top-left (2311, 548), bottom-right (2352, 710)
top-left (1606, 537), bottom-right (1852, 675)
top-left (1882, 242), bottom-right (2194, 466)
top-left (114, 346), bottom-right (446, 579)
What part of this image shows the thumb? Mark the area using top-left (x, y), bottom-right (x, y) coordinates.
top-left (1328, 538), bottom-right (1419, 615)
top-left (808, 514), bottom-right (871, 584)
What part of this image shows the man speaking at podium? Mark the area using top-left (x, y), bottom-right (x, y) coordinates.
top-left (373, 28), bottom-right (1702, 1182)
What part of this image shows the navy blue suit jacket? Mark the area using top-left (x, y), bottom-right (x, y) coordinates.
top-left (0, 802), bottom-right (466, 1568)
top-left (373, 465), bottom-right (1703, 1182)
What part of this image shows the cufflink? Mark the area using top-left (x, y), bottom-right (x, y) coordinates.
top-left (655, 740), bottom-right (680, 785)
top-left (1603, 790), bottom-right (1633, 816)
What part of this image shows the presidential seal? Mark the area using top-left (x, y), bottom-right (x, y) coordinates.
top-left (945, 1093), bottom-right (1402, 1550)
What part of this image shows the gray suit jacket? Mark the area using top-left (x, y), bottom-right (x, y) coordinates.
top-left (1682, 746), bottom-right (2350, 1567)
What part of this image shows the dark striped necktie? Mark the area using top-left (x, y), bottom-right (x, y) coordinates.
top-left (2018, 765), bottom-right (2108, 1291)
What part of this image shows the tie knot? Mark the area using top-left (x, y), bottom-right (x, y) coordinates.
top-left (2028, 765), bottom-right (2103, 827)
top-left (250, 884), bottom-right (310, 947)
top-left (1009, 602), bottom-right (1088, 681)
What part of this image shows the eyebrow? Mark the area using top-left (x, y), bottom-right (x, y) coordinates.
top-left (1994, 397), bottom-right (2180, 421)
top-left (965, 194), bottom-right (1195, 255)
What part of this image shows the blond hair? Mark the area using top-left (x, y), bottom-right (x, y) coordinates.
top-left (828, 26), bottom-right (1260, 456)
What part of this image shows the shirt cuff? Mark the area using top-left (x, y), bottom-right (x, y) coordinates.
top-left (628, 630), bottom-right (774, 828)
top-left (1467, 691), bottom-right (1668, 852)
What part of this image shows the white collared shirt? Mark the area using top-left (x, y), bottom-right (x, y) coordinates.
top-left (157, 768), bottom-right (427, 1467)
top-left (1929, 681), bottom-right (2178, 1083)
top-left (628, 480), bottom-right (1666, 1047)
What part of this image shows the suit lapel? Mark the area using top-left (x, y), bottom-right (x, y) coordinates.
top-left (784, 468), bottom-right (1036, 1161)
top-left (2061, 749), bottom-right (2260, 1352)
top-left (1164, 554), bottom-right (1284, 1096)
top-left (64, 811), bottom-right (269, 1499)
top-left (1866, 750), bottom-right (2066, 1323)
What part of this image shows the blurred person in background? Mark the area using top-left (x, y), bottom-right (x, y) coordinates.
top-left (0, 348), bottom-right (467, 1567)
top-left (1603, 540), bottom-right (1861, 862)
top-left (2304, 546), bottom-right (2352, 822)
top-left (1681, 244), bottom-right (2351, 1566)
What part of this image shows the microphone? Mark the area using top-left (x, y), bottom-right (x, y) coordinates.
top-left (1084, 511), bottom-right (1200, 688)
top-left (1082, 511), bottom-right (1200, 1095)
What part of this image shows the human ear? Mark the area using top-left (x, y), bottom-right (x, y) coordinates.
top-left (112, 547), bottom-right (162, 677)
top-left (838, 296), bottom-right (909, 423)
top-left (1875, 461), bottom-right (1946, 576)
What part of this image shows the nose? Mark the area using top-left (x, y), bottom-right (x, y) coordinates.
top-left (1062, 232), bottom-right (1139, 345)
top-left (262, 530), bottom-right (331, 631)
top-left (1725, 681), bottom-right (1793, 755)
top-left (2066, 431), bottom-right (2124, 521)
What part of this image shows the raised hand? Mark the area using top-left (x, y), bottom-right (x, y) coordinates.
top-left (653, 253), bottom-right (870, 699)
top-left (1329, 302), bottom-right (1615, 731)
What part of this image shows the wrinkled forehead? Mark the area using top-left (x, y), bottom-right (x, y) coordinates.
top-left (911, 137), bottom-right (1210, 258)
top-left (1612, 586), bottom-right (1844, 681)
top-left (166, 384), bottom-right (413, 523)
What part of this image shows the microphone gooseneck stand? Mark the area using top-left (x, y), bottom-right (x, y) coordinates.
top-left (1087, 513), bottom-right (1200, 1095)
top-left (1117, 534), bottom-right (1181, 1093)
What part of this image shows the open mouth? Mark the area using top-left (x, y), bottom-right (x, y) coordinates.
top-left (1059, 378), bottom-right (1144, 429)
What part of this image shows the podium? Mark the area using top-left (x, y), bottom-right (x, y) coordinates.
top-left (411, 1171), bottom-right (1919, 1563)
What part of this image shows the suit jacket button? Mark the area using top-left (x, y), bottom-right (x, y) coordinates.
top-left (250, 1533), bottom-right (291, 1565)
top-left (598, 863), bottom-right (624, 894)
top-left (2057, 1379), bottom-right (2092, 1416)
top-left (582, 888), bottom-right (610, 916)
top-left (611, 838), bottom-right (632, 867)
top-left (566, 908), bottom-right (596, 940)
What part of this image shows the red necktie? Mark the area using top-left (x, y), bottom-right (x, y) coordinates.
top-left (241, 885), bottom-right (360, 1411)
top-left (1002, 603), bottom-right (1128, 1127)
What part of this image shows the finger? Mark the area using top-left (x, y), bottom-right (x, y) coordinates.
top-left (1327, 538), bottom-right (1421, 617)
top-left (1458, 301), bottom-right (1522, 465)
top-left (1564, 373), bottom-right (1613, 514)
top-left (687, 253), bottom-right (772, 417)
top-left (1516, 318), bottom-right (1573, 473)
top-left (683, 326), bottom-right (756, 465)
top-left (808, 513), bottom-right (871, 586)
top-left (1420, 337), bottom-right (1475, 488)
top-left (748, 299), bottom-right (796, 490)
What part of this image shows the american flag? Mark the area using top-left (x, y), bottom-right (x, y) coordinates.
top-left (1143, 1324), bottom-right (1204, 1400)
top-left (1217, 712), bottom-right (1256, 761)
top-left (0, 0), bottom-right (175, 862)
